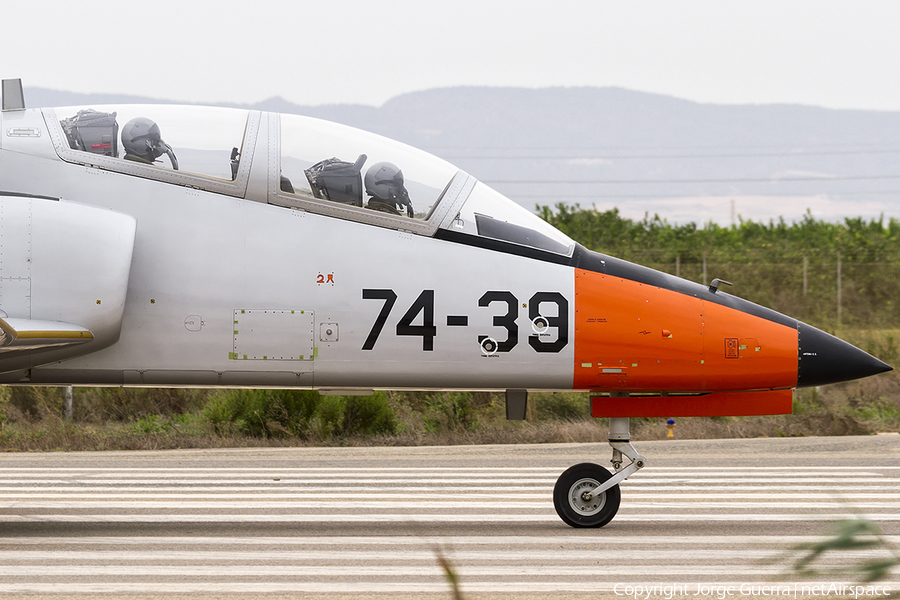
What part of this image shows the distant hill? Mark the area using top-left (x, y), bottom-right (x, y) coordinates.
top-left (24, 86), bottom-right (900, 223)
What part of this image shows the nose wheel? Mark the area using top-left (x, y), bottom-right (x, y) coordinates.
top-left (553, 417), bottom-right (646, 528)
top-left (553, 462), bottom-right (621, 527)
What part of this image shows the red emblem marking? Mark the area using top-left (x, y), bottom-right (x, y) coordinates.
top-left (725, 338), bottom-right (739, 358)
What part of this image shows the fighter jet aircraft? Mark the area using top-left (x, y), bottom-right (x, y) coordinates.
top-left (0, 79), bottom-right (891, 527)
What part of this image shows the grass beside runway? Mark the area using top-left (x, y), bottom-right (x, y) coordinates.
top-left (0, 365), bottom-right (896, 451)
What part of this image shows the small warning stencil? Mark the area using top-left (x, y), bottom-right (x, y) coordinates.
top-left (725, 337), bottom-right (739, 358)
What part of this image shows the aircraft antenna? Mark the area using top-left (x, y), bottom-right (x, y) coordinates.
top-left (708, 278), bottom-right (734, 294)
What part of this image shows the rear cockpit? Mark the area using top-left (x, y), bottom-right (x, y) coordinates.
top-left (35, 103), bottom-right (574, 257)
top-left (50, 105), bottom-right (252, 183)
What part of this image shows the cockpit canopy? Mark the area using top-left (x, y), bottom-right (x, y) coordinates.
top-left (55, 104), bottom-right (247, 180)
top-left (280, 114), bottom-right (457, 220)
top-left (46, 104), bottom-right (575, 257)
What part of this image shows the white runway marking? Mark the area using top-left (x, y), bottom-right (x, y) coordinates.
top-left (0, 450), bottom-right (898, 596)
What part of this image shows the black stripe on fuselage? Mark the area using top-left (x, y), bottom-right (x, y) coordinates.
top-left (434, 229), bottom-right (798, 328)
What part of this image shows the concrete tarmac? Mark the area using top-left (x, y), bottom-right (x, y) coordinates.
top-left (0, 434), bottom-right (897, 599)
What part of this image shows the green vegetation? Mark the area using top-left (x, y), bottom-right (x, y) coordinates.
top-left (0, 372), bottom-right (896, 451)
top-left (539, 204), bottom-right (900, 263)
top-left (541, 204), bottom-right (900, 329)
top-left (203, 389), bottom-right (396, 439)
top-left (0, 207), bottom-right (896, 450)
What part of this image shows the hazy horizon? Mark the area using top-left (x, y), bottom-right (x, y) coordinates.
top-left (24, 84), bottom-right (900, 227)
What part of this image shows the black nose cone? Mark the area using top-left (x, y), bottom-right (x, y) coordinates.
top-left (797, 322), bottom-right (893, 387)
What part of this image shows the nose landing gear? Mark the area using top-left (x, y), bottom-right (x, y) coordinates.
top-left (553, 417), bottom-right (646, 527)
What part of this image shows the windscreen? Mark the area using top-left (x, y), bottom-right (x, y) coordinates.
top-left (446, 181), bottom-right (576, 256)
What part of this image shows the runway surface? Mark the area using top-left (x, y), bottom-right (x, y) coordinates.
top-left (0, 435), bottom-right (897, 598)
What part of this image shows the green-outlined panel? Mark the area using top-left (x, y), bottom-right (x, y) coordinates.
top-left (232, 309), bottom-right (314, 361)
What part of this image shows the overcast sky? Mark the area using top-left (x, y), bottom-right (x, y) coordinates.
top-left (5, 1), bottom-right (900, 111)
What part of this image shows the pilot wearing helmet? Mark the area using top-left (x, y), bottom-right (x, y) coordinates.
top-left (365, 162), bottom-right (414, 218)
top-left (122, 117), bottom-right (179, 170)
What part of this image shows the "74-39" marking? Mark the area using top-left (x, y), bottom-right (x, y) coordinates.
top-left (361, 289), bottom-right (568, 353)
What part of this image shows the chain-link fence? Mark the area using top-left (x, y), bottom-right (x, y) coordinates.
top-left (633, 252), bottom-right (900, 331)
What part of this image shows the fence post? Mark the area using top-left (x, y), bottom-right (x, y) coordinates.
top-left (802, 256), bottom-right (808, 297)
top-left (675, 256), bottom-right (680, 278)
top-left (836, 251), bottom-right (842, 327)
top-left (64, 386), bottom-right (73, 421)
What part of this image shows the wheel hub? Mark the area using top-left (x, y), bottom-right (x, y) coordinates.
top-left (569, 477), bottom-right (606, 516)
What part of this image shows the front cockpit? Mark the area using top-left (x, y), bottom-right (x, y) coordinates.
top-left (276, 113), bottom-right (576, 256)
top-left (279, 113), bottom-right (456, 220)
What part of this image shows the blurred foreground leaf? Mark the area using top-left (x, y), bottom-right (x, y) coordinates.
top-left (434, 545), bottom-right (464, 600)
top-left (781, 516), bottom-right (900, 585)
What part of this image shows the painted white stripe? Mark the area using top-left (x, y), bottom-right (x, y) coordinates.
top-left (0, 582), bottom-right (897, 594)
top-left (0, 466), bottom-right (893, 473)
top-left (0, 492), bottom-right (895, 499)
top-left (0, 549), bottom-right (889, 562)
top-left (0, 550), bottom-right (792, 561)
top-left (2, 501), bottom-right (897, 510)
top-left (625, 485), bottom-right (900, 491)
top-left (2, 500), bottom-right (550, 509)
top-left (8, 534), bottom-right (897, 546)
top-left (0, 484), bottom-right (896, 492)
top-left (0, 476), bottom-right (565, 482)
top-left (1, 477), bottom-right (895, 486)
top-left (1, 465), bottom-right (897, 471)
top-left (626, 502), bottom-right (900, 509)
top-left (0, 466), bottom-right (900, 478)
top-left (2, 498), bottom-right (897, 508)
top-left (2, 512), bottom-right (898, 522)
top-left (0, 565), bottom-right (819, 576)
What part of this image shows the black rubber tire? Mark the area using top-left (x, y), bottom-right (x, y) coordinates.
top-left (553, 462), bottom-right (621, 528)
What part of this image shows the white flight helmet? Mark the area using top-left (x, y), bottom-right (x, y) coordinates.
top-left (365, 162), bottom-right (406, 201)
top-left (122, 117), bottom-right (179, 169)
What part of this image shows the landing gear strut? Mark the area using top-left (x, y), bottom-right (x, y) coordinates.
top-left (553, 417), bottom-right (646, 527)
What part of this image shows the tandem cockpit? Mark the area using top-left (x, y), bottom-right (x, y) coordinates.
top-left (44, 104), bottom-right (575, 257)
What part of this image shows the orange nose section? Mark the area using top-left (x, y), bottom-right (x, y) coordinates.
top-left (572, 269), bottom-right (798, 393)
